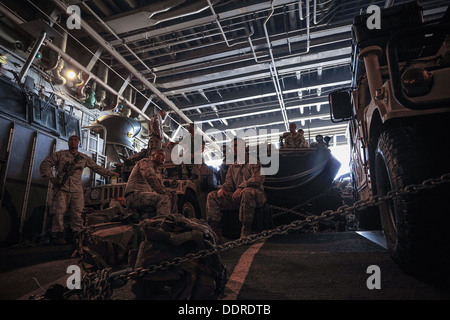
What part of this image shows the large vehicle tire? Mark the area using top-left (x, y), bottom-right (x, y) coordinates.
top-left (374, 126), bottom-right (450, 278)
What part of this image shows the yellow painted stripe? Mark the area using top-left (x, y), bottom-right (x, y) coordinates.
top-left (222, 240), bottom-right (266, 300)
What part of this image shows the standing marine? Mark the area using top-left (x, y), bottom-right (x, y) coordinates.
top-left (40, 135), bottom-right (119, 245)
top-left (148, 109), bottom-right (167, 154)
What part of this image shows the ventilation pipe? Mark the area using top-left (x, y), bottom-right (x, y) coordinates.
top-left (45, 25), bottom-right (68, 85)
top-left (52, 57), bottom-right (66, 85)
top-left (119, 87), bottom-right (133, 117)
top-left (95, 63), bottom-right (108, 107)
top-left (76, 72), bottom-right (91, 100)
top-left (103, 94), bottom-right (119, 111)
top-left (45, 22), bottom-right (67, 70)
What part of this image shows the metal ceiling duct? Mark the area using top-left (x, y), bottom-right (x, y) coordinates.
top-left (94, 114), bottom-right (141, 148)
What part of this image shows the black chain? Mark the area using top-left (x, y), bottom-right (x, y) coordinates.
top-left (80, 172), bottom-right (450, 299)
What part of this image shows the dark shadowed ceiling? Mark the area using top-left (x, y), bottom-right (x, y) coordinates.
top-left (0, 0), bottom-right (449, 148)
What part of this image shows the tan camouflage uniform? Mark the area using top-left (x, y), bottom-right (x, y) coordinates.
top-left (40, 150), bottom-right (116, 233)
top-left (298, 133), bottom-right (309, 148)
top-left (281, 131), bottom-right (303, 148)
top-left (125, 158), bottom-right (177, 215)
top-left (148, 113), bottom-right (164, 153)
top-left (206, 160), bottom-right (266, 238)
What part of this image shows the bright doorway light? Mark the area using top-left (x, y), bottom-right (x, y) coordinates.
top-left (329, 143), bottom-right (350, 179)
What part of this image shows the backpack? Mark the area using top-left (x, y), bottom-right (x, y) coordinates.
top-left (83, 205), bottom-right (130, 226)
top-left (79, 221), bottom-right (141, 270)
top-left (79, 212), bottom-right (227, 300)
top-left (130, 214), bottom-right (227, 300)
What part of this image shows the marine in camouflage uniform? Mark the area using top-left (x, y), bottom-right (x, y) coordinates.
top-left (297, 129), bottom-right (310, 148)
top-left (206, 138), bottom-right (266, 240)
top-left (281, 123), bottom-right (302, 148)
top-left (125, 149), bottom-right (177, 216)
top-left (40, 135), bottom-right (119, 244)
top-left (310, 134), bottom-right (328, 149)
top-left (148, 109), bottom-right (166, 153)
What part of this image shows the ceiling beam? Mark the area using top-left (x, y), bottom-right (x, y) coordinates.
top-left (49, 0), bottom-right (192, 123)
top-left (108, 0), bottom-right (301, 45)
top-left (159, 48), bottom-right (351, 94)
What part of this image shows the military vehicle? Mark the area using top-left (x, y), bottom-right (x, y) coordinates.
top-left (328, 2), bottom-right (450, 276)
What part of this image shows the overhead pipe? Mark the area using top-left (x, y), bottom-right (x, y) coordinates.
top-left (95, 62), bottom-right (108, 107)
top-left (116, 0), bottom-right (334, 68)
top-left (50, 28), bottom-right (68, 85)
top-left (52, 57), bottom-right (66, 85)
top-left (263, 0), bottom-right (290, 131)
top-left (385, 0), bottom-right (395, 8)
top-left (195, 100), bottom-right (329, 124)
top-left (300, 0), bottom-right (311, 54)
top-left (250, 0), bottom-right (339, 65)
top-left (313, 1), bottom-right (354, 26)
top-left (42, 14), bottom-right (69, 86)
top-left (0, 2), bottom-right (211, 150)
top-left (106, 0), bottom-right (186, 28)
top-left (76, 72), bottom-right (91, 100)
top-left (109, 0), bottom-right (306, 46)
top-left (104, 0), bottom-right (202, 34)
top-left (48, 42), bottom-right (150, 120)
top-left (313, 0), bottom-right (317, 25)
top-left (206, 0), bottom-right (241, 48)
top-left (49, 0), bottom-right (191, 124)
top-left (249, 0), bottom-right (312, 65)
top-left (114, 4), bottom-right (298, 59)
top-left (103, 94), bottom-right (119, 111)
top-left (313, 0), bottom-right (334, 24)
top-left (0, 2), bottom-right (175, 140)
top-left (119, 27), bottom-right (249, 57)
top-left (148, 0), bottom-right (214, 26)
top-left (80, 1), bottom-right (157, 83)
top-left (248, 0), bottom-right (312, 125)
top-left (48, 0), bottom-right (224, 151)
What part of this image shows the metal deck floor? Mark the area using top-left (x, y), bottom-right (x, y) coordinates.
top-left (1, 231), bottom-right (449, 301)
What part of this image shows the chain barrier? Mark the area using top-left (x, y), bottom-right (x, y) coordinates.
top-left (72, 172), bottom-right (450, 299)
top-left (82, 268), bottom-right (112, 300)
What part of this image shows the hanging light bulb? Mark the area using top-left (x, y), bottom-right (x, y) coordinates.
top-left (65, 70), bottom-right (77, 80)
